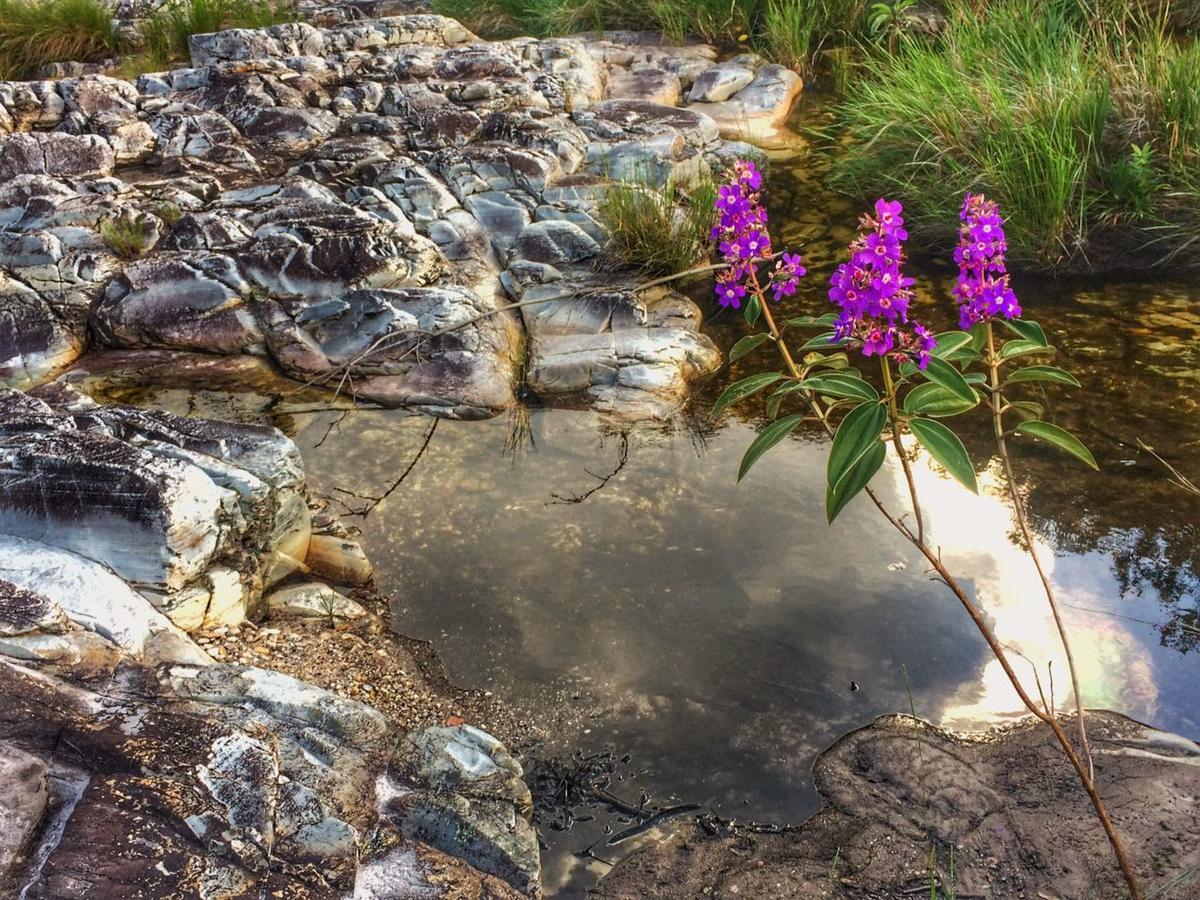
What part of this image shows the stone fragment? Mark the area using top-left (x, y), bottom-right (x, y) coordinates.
top-left (267, 582), bottom-right (366, 620)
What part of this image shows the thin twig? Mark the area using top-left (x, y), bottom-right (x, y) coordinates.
top-left (333, 418), bottom-right (439, 518)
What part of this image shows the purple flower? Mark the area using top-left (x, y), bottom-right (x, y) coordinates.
top-left (710, 159), bottom-right (806, 309)
top-left (828, 198), bottom-right (934, 369)
top-left (953, 194), bottom-right (1021, 329)
top-left (715, 277), bottom-right (747, 309)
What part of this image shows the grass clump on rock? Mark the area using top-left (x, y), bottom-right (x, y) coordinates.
top-left (0, 0), bottom-right (118, 79)
top-left (597, 174), bottom-right (717, 277)
top-left (830, 0), bottom-right (1200, 271)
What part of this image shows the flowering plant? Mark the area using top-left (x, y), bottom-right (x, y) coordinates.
top-left (709, 165), bottom-right (1139, 898)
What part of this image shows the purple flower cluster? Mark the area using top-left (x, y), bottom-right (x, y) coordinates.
top-left (828, 199), bottom-right (935, 369)
top-left (953, 194), bottom-right (1021, 329)
top-left (712, 160), bottom-right (806, 309)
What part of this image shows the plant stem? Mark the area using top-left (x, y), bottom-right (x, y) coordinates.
top-left (984, 322), bottom-right (1095, 779)
top-left (750, 294), bottom-right (1141, 898)
top-left (880, 357), bottom-right (926, 544)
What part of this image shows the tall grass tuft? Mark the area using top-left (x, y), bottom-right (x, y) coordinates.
top-left (140, 0), bottom-right (297, 68)
top-left (0, 0), bottom-right (118, 79)
top-left (597, 175), bottom-right (717, 277)
top-left (831, 0), bottom-right (1200, 270)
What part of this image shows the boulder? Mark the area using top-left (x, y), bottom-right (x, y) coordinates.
top-left (0, 133), bottom-right (114, 181)
top-left (267, 582), bottom-right (366, 620)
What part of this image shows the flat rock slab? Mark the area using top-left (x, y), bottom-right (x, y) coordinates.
top-left (594, 712), bottom-right (1200, 899)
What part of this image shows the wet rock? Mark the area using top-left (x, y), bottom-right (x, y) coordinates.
top-left (688, 64), bottom-right (803, 147)
top-left (383, 725), bottom-right (541, 896)
top-left (596, 713), bottom-right (1200, 899)
top-left (305, 533), bottom-right (374, 587)
top-left (267, 582), bottom-right (367, 620)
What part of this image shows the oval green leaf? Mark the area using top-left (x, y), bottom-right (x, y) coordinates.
top-left (743, 294), bottom-right (762, 326)
top-left (1005, 365), bottom-right (1081, 388)
top-left (921, 356), bottom-right (976, 404)
top-left (797, 332), bottom-right (848, 352)
top-left (796, 373), bottom-right (879, 403)
top-left (710, 372), bottom-right (784, 420)
top-left (1000, 339), bottom-right (1054, 360)
top-left (1008, 400), bottom-right (1044, 422)
top-left (729, 333), bottom-right (772, 363)
top-left (903, 382), bottom-right (980, 418)
top-left (1002, 318), bottom-right (1049, 347)
top-left (910, 417), bottom-right (978, 493)
top-left (1015, 421), bottom-right (1098, 470)
top-left (786, 312), bottom-right (838, 329)
top-left (738, 414), bottom-right (807, 481)
top-left (826, 440), bottom-right (886, 523)
top-left (828, 401), bottom-right (887, 491)
top-left (932, 331), bottom-right (973, 358)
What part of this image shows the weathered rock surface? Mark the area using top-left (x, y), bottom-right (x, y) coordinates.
top-left (595, 713), bottom-right (1200, 899)
top-left (267, 581), bottom-right (367, 620)
top-left (0, 385), bottom-right (309, 630)
top-left (0, 655), bottom-right (540, 897)
top-left (0, 13), bottom-right (799, 419)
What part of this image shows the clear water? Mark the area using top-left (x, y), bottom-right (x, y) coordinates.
top-left (80, 108), bottom-right (1200, 896)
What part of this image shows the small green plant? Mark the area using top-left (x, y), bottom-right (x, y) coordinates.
top-left (0, 0), bottom-right (118, 79)
top-left (140, 0), bottom-right (297, 68)
top-left (867, 0), bottom-right (917, 52)
top-left (100, 214), bottom-right (154, 259)
top-left (596, 174), bottom-right (716, 277)
top-left (154, 201), bottom-right (184, 228)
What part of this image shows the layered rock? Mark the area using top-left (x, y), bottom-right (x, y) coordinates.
top-left (0, 385), bottom-right (309, 631)
top-left (0, 657), bottom-right (539, 897)
top-left (0, 13), bottom-right (804, 420)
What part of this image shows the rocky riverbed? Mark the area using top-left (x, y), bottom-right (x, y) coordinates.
top-left (1, 6), bottom-right (1198, 900)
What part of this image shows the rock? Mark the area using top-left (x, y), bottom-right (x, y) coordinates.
top-left (305, 534), bottom-right (374, 587)
top-left (267, 582), bottom-right (367, 620)
top-left (687, 64), bottom-right (803, 147)
top-left (688, 61), bottom-right (756, 103)
top-left (0, 656), bottom-right (536, 898)
top-left (0, 742), bottom-right (49, 896)
top-left (595, 713), bottom-right (1200, 899)
top-left (0, 133), bottom-right (114, 181)
top-left (609, 64), bottom-right (682, 106)
top-left (0, 386), bottom-right (310, 628)
top-left (0, 535), bottom-right (209, 665)
top-left (383, 725), bottom-right (541, 896)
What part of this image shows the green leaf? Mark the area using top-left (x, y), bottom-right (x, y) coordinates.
top-left (803, 352), bottom-right (850, 372)
top-left (795, 373), bottom-right (879, 403)
top-left (964, 372), bottom-right (989, 385)
top-left (1015, 421), bottom-right (1098, 470)
top-left (729, 333), bottom-right (772, 363)
top-left (1004, 365), bottom-right (1081, 388)
top-left (710, 372), bottom-right (784, 420)
top-left (826, 440), bottom-right (886, 523)
top-left (743, 295), bottom-right (762, 326)
top-left (1002, 318), bottom-right (1049, 347)
top-left (903, 382), bottom-right (980, 418)
top-left (1000, 339), bottom-right (1054, 360)
top-left (738, 414), bottom-right (807, 481)
top-left (1008, 400), bottom-right (1044, 422)
top-left (931, 331), bottom-right (973, 358)
top-left (765, 392), bottom-right (785, 421)
top-left (828, 401), bottom-right (887, 491)
top-left (797, 332), bottom-right (847, 352)
top-left (786, 312), bottom-right (838, 329)
top-left (920, 356), bottom-right (976, 403)
top-left (945, 348), bottom-right (982, 366)
top-left (910, 417), bottom-right (978, 493)
top-left (968, 322), bottom-right (989, 353)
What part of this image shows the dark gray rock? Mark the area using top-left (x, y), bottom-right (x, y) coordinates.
top-left (0, 133), bottom-right (114, 181)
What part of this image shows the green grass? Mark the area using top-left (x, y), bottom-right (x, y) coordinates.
top-left (100, 214), bottom-right (154, 258)
top-left (829, 0), bottom-right (1200, 270)
top-left (596, 174), bottom-right (717, 277)
top-left (139, 0), bottom-right (298, 69)
top-left (0, 0), bottom-right (118, 79)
